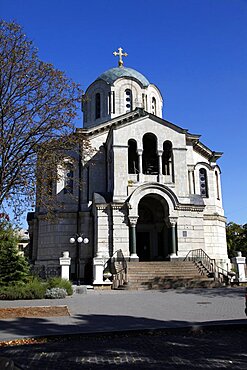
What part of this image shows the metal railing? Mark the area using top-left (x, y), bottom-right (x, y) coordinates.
top-left (30, 265), bottom-right (60, 280)
top-left (104, 249), bottom-right (127, 289)
top-left (184, 249), bottom-right (230, 283)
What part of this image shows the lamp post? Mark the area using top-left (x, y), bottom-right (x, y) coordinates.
top-left (69, 234), bottom-right (89, 285)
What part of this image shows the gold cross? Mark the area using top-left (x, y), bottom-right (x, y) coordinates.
top-left (113, 47), bottom-right (128, 67)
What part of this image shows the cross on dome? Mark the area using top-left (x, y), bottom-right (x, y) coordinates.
top-left (113, 47), bottom-right (128, 67)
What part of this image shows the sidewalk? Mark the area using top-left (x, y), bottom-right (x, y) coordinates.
top-left (0, 287), bottom-right (246, 342)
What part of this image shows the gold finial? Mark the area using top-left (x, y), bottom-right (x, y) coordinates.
top-left (113, 47), bottom-right (128, 67)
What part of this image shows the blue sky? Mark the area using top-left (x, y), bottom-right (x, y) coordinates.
top-left (1, 0), bottom-right (247, 225)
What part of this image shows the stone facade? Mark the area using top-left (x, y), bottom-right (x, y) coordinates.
top-left (28, 63), bottom-right (229, 284)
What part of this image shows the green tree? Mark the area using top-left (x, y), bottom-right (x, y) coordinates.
top-left (226, 222), bottom-right (247, 258)
top-left (0, 215), bottom-right (30, 286)
top-left (0, 20), bottom-right (82, 218)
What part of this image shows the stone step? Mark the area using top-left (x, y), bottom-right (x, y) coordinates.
top-left (122, 261), bottom-right (219, 290)
top-left (126, 278), bottom-right (220, 290)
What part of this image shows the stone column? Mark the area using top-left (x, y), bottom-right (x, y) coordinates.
top-left (232, 252), bottom-right (247, 282)
top-left (137, 149), bottom-right (143, 182)
top-left (129, 217), bottom-right (139, 261)
top-left (157, 150), bottom-right (163, 182)
top-left (59, 251), bottom-right (71, 280)
top-left (188, 166), bottom-right (195, 194)
top-left (169, 218), bottom-right (178, 260)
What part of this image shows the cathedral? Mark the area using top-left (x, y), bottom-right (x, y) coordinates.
top-left (28, 48), bottom-right (229, 286)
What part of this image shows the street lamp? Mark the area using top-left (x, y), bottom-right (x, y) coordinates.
top-left (69, 234), bottom-right (89, 285)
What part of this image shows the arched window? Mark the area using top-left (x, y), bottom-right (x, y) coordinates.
top-left (142, 133), bottom-right (158, 174)
top-left (125, 89), bottom-right (132, 112)
top-left (128, 139), bottom-right (139, 174)
top-left (215, 171), bottom-right (220, 200)
top-left (151, 97), bottom-right (157, 115)
top-left (162, 141), bottom-right (173, 175)
top-left (64, 162), bottom-right (74, 194)
top-left (199, 168), bottom-right (208, 198)
top-left (95, 93), bottom-right (101, 119)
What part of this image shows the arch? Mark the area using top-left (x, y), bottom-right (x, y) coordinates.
top-left (128, 183), bottom-right (178, 218)
top-left (142, 133), bottom-right (159, 174)
top-left (136, 195), bottom-right (169, 260)
top-left (199, 167), bottom-right (208, 198)
top-left (215, 170), bottom-right (220, 200)
top-left (128, 139), bottom-right (139, 174)
top-left (151, 96), bottom-right (157, 115)
top-left (162, 140), bottom-right (173, 176)
top-left (195, 162), bottom-right (212, 170)
top-left (125, 89), bottom-right (133, 112)
top-left (55, 158), bottom-right (75, 196)
top-left (95, 92), bottom-right (101, 119)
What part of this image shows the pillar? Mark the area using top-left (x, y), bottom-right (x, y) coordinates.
top-left (169, 218), bottom-right (178, 260)
top-left (129, 217), bottom-right (139, 261)
top-left (137, 149), bottom-right (143, 182)
top-left (157, 149), bottom-right (163, 182)
top-left (59, 251), bottom-right (71, 280)
top-left (232, 252), bottom-right (247, 282)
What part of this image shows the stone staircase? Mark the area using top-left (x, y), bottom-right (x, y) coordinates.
top-left (124, 261), bottom-right (221, 290)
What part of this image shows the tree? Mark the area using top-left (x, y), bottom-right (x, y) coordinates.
top-left (0, 20), bottom-right (82, 219)
top-left (226, 222), bottom-right (247, 258)
top-left (0, 214), bottom-right (30, 286)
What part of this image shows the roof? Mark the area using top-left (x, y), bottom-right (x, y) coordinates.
top-left (97, 67), bottom-right (150, 87)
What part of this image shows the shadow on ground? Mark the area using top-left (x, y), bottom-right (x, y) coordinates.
top-left (158, 286), bottom-right (246, 298)
top-left (0, 315), bottom-right (246, 369)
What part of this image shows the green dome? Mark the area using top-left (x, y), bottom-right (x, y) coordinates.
top-left (97, 67), bottom-right (150, 87)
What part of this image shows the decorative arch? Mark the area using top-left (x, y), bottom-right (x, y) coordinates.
top-left (199, 168), bottom-right (208, 198)
top-left (128, 139), bottom-right (139, 174)
top-left (127, 183), bottom-right (179, 260)
top-left (125, 89), bottom-right (133, 112)
top-left (151, 96), bottom-right (157, 115)
top-left (142, 133), bottom-right (158, 174)
top-left (127, 183), bottom-right (179, 218)
top-left (95, 92), bottom-right (101, 119)
top-left (162, 140), bottom-right (173, 176)
top-left (56, 157), bottom-right (76, 195)
top-left (194, 162), bottom-right (212, 170)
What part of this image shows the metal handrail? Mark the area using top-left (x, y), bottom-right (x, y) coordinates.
top-left (184, 249), bottom-right (229, 281)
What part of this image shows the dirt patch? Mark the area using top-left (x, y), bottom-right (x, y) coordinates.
top-left (0, 306), bottom-right (70, 319)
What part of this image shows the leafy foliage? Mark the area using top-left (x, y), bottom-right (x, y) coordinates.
top-left (47, 277), bottom-right (73, 295)
top-left (0, 20), bottom-right (83, 218)
top-left (0, 218), bottom-right (30, 286)
top-left (0, 277), bottom-right (47, 300)
top-left (45, 287), bottom-right (67, 299)
top-left (226, 222), bottom-right (247, 258)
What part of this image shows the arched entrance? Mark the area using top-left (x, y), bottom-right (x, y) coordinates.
top-left (136, 195), bottom-right (169, 261)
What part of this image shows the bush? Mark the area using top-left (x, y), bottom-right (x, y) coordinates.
top-left (45, 287), bottom-right (67, 299)
top-left (47, 277), bottom-right (73, 296)
top-left (0, 278), bottom-right (47, 300)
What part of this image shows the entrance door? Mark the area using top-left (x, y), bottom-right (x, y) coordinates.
top-left (136, 232), bottom-right (150, 261)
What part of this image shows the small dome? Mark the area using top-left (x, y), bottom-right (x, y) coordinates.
top-left (97, 67), bottom-right (150, 87)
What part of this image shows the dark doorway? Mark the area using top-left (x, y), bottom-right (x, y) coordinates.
top-left (137, 232), bottom-right (150, 261)
top-left (136, 195), bottom-right (169, 260)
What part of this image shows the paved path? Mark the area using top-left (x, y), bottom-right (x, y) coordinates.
top-left (0, 287), bottom-right (246, 342)
top-left (1, 327), bottom-right (247, 369)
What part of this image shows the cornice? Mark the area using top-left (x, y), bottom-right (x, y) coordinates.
top-left (203, 214), bottom-right (227, 223)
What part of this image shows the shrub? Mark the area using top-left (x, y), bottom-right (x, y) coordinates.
top-left (0, 278), bottom-right (47, 300)
top-left (45, 287), bottom-right (67, 299)
top-left (47, 277), bottom-right (73, 296)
